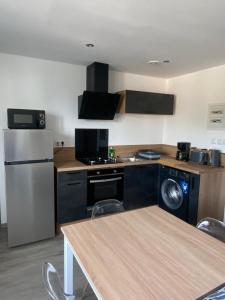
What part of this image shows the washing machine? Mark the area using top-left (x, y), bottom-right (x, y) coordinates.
top-left (158, 165), bottom-right (200, 225)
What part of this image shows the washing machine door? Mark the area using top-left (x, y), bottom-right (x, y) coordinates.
top-left (161, 178), bottom-right (183, 210)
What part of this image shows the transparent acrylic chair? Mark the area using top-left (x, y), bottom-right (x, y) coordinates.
top-left (91, 199), bottom-right (125, 218)
top-left (81, 199), bottom-right (125, 299)
top-left (197, 217), bottom-right (225, 243)
top-left (42, 262), bottom-right (75, 300)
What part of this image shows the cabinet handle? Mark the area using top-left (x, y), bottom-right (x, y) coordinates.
top-left (191, 177), bottom-right (195, 190)
top-left (67, 182), bottom-right (81, 186)
top-left (90, 177), bottom-right (122, 184)
top-left (66, 172), bottom-right (81, 175)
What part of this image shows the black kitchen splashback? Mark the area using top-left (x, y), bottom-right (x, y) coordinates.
top-left (75, 128), bottom-right (108, 160)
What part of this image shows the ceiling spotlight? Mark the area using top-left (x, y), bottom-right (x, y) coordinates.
top-left (147, 59), bottom-right (171, 65)
top-left (147, 60), bottom-right (161, 65)
top-left (86, 43), bottom-right (94, 47)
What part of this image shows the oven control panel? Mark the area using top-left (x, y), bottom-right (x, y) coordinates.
top-left (88, 168), bottom-right (124, 177)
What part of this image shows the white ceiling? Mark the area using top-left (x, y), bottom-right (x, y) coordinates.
top-left (0, 0), bottom-right (225, 78)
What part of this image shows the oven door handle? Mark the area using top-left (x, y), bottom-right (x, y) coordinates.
top-left (89, 177), bottom-right (123, 184)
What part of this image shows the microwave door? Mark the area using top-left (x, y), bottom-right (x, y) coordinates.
top-left (3, 129), bottom-right (53, 162)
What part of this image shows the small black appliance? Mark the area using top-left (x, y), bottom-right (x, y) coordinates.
top-left (75, 128), bottom-right (109, 164)
top-left (7, 108), bottom-right (45, 129)
top-left (158, 165), bottom-right (200, 225)
top-left (176, 142), bottom-right (191, 161)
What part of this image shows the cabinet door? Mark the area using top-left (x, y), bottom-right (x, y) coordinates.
top-left (57, 171), bottom-right (87, 224)
top-left (124, 164), bottom-right (159, 210)
top-left (125, 90), bottom-right (174, 115)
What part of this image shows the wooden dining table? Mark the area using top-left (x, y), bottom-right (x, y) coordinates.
top-left (61, 206), bottom-right (225, 299)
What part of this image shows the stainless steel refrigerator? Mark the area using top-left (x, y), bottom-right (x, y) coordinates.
top-left (3, 129), bottom-right (55, 247)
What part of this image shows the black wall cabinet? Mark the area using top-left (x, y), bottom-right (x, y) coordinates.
top-left (123, 164), bottom-right (159, 210)
top-left (118, 90), bottom-right (174, 115)
top-left (57, 170), bottom-right (87, 224)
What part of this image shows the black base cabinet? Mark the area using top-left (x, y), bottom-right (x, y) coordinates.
top-left (57, 170), bottom-right (87, 224)
top-left (123, 164), bottom-right (159, 210)
top-left (56, 164), bottom-right (160, 224)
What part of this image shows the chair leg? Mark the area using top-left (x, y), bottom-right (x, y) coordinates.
top-left (64, 238), bottom-right (74, 295)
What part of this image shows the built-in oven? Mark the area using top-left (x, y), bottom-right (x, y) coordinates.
top-left (87, 168), bottom-right (124, 216)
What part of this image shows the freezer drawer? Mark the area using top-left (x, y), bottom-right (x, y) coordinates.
top-left (5, 162), bottom-right (55, 247)
top-left (3, 129), bottom-right (53, 162)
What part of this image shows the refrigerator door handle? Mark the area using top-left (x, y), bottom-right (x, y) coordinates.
top-left (5, 158), bottom-right (53, 165)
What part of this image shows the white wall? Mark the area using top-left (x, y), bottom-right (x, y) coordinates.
top-left (0, 53), bottom-right (166, 223)
top-left (164, 64), bottom-right (225, 151)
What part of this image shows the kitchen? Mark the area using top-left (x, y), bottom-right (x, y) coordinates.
top-left (1, 1), bottom-right (225, 299)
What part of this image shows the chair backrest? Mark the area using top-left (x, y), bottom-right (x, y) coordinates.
top-left (91, 199), bottom-right (124, 219)
top-left (42, 262), bottom-right (75, 300)
top-left (197, 217), bottom-right (225, 243)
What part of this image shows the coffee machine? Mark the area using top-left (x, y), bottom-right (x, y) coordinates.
top-left (176, 142), bottom-right (191, 161)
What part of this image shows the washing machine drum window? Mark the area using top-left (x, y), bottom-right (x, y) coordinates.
top-left (161, 178), bottom-right (184, 210)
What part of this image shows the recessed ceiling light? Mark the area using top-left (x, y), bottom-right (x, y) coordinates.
top-left (147, 59), bottom-right (170, 65)
top-left (147, 60), bottom-right (161, 65)
top-left (86, 43), bottom-right (94, 47)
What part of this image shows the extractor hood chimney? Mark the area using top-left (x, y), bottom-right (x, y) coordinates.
top-left (78, 62), bottom-right (120, 120)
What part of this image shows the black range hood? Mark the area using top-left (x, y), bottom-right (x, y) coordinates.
top-left (78, 62), bottom-right (120, 120)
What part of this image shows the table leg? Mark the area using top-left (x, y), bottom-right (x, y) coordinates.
top-left (64, 237), bottom-right (74, 295)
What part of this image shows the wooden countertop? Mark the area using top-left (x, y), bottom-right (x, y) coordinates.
top-left (55, 155), bottom-right (225, 175)
top-left (62, 206), bottom-right (225, 300)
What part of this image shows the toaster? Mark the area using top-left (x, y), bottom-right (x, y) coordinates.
top-left (190, 148), bottom-right (209, 165)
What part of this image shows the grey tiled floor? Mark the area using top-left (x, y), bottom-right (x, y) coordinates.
top-left (0, 225), bottom-right (96, 300)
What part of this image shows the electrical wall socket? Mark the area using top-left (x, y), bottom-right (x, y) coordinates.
top-left (55, 141), bottom-right (64, 147)
top-left (210, 138), bottom-right (225, 145)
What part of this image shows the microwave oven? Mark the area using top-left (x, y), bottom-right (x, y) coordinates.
top-left (7, 108), bottom-right (46, 129)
